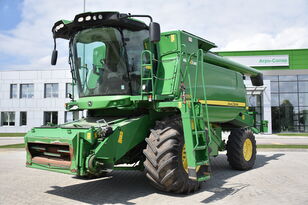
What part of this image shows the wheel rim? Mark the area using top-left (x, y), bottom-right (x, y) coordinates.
top-left (243, 138), bottom-right (253, 161)
top-left (182, 145), bottom-right (188, 173)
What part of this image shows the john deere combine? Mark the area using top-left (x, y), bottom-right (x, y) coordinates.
top-left (24, 11), bottom-right (263, 193)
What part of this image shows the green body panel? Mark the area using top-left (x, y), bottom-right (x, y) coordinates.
top-left (192, 62), bottom-right (246, 102)
top-left (25, 12), bottom-right (262, 183)
top-left (67, 96), bottom-right (133, 110)
top-left (207, 106), bottom-right (246, 122)
top-left (94, 115), bottom-right (152, 161)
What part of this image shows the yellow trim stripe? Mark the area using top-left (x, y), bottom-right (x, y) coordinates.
top-left (198, 100), bottom-right (246, 107)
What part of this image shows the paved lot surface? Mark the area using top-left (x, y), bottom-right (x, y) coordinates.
top-left (0, 150), bottom-right (307, 205)
top-left (0, 137), bottom-right (24, 146)
top-left (254, 134), bottom-right (308, 145)
top-left (221, 133), bottom-right (308, 145)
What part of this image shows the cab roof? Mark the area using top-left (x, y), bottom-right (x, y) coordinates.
top-left (52, 11), bottom-right (148, 39)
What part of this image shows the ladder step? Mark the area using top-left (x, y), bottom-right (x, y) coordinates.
top-left (196, 160), bottom-right (209, 166)
top-left (193, 130), bottom-right (206, 134)
top-left (141, 78), bottom-right (153, 80)
top-left (190, 115), bottom-right (203, 119)
top-left (197, 175), bottom-right (211, 182)
top-left (194, 145), bottom-right (207, 151)
top-left (141, 92), bottom-right (153, 94)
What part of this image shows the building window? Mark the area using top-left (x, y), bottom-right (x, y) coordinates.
top-left (298, 74), bottom-right (308, 81)
top-left (268, 74), bottom-right (308, 132)
top-left (10, 84), bottom-right (17, 99)
top-left (65, 111), bottom-right (79, 122)
top-left (43, 111), bottom-right (58, 125)
top-left (44, 83), bottom-right (59, 98)
top-left (20, 112), bottom-right (27, 126)
top-left (279, 75), bottom-right (297, 81)
top-left (20, 84), bottom-right (34, 98)
top-left (1, 112), bottom-right (15, 126)
top-left (66, 83), bottom-right (72, 98)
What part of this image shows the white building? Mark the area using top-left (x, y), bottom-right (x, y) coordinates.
top-left (0, 68), bottom-right (77, 133)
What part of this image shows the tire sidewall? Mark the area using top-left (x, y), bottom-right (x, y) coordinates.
top-left (241, 130), bottom-right (257, 169)
top-left (227, 128), bottom-right (257, 170)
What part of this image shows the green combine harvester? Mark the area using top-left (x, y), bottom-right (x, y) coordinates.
top-left (24, 11), bottom-right (264, 193)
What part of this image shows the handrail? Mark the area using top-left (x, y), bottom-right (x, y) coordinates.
top-left (197, 49), bottom-right (211, 146)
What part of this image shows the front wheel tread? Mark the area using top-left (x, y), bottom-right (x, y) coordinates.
top-left (143, 118), bottom-right (200, 193)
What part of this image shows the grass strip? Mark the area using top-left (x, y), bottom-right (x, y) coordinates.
top-left (257, 144), bottom-right (308, 149)
top-left (0, 133), bottom-right (26, 137)
top-left (0, 143), bottom-right (25, 148)
top-left (276, 133), bottom-right (308, 137)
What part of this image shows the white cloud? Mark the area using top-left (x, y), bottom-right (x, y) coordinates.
top-left (0, 0), bottom-right (308, 69)
top-left (221, 27), bottom-right (308, 51)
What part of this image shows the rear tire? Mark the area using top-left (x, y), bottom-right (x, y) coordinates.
top-left (227, 128), bottom-right (256, 170)
top-left (143, 118), bottom-right (200, 193)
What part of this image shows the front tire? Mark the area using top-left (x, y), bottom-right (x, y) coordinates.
top-left (227, 128), bottom-right (256, 170)
top-left (143, 118), bottom-right (200, 193)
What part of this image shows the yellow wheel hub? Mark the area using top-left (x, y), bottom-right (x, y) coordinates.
top-left (243, 138), bottom-right (253, 161)
top-left (182, 145), bottom-right (188, 173)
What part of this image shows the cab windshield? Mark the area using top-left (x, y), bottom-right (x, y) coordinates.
top-left (71, 27), bottom-right (148, 97)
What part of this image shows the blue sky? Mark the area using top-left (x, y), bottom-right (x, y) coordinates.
top-left (0, 0), bottom-right (22, 31)
top-left (0, 0), bottom-right (23, 67)
top-left (0, 0), bottom-right (308, 70)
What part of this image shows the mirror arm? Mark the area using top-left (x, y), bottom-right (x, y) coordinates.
top-left (120, 14), bottom-right (153, 22)
top-left (53, 34), bottom-right (57, 50)
top-left (51, 32), bottom-right (58, 65)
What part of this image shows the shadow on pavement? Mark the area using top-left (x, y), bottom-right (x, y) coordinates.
top-left (47, 170), bottom-right (157, 204)
top-left (200, 153), bottom-right (284, 203)
top-left (46, 153), bottom-right (284, 204)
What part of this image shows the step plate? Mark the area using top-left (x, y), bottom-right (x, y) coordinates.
top-left (188, 164), bottom-right (211, 181)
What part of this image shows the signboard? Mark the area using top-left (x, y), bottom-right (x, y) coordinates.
top-left (225, 55), bottom-right (289, 67)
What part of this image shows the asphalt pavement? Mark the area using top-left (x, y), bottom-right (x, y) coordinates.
top-left (2, 133), bottom-right (308, 146)
top-left (0, 137), bottom-right (24, 146)
top-left (221, 133), bottom-right (308, 145)
top-left (253, 134), bottom-right (308, 145)
top-left (0, 150), bottom-right (307, 205)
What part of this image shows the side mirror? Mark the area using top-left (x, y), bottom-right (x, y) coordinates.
top-left (51, 49), bottom-right (58, 65)
top-left (149, 22), bottom-right (160, 43)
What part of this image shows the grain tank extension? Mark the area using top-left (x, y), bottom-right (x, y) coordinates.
top-left (24, 11), bottom-right (263, 193)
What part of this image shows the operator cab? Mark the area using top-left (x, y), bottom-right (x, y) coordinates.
top-left (51, 12), bottom-right (160, 98)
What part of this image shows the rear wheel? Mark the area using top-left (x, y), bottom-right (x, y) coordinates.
top-left (143, 118), bottom-right (200, 193)
top-left (227, 128), bottom-right (256, 170)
